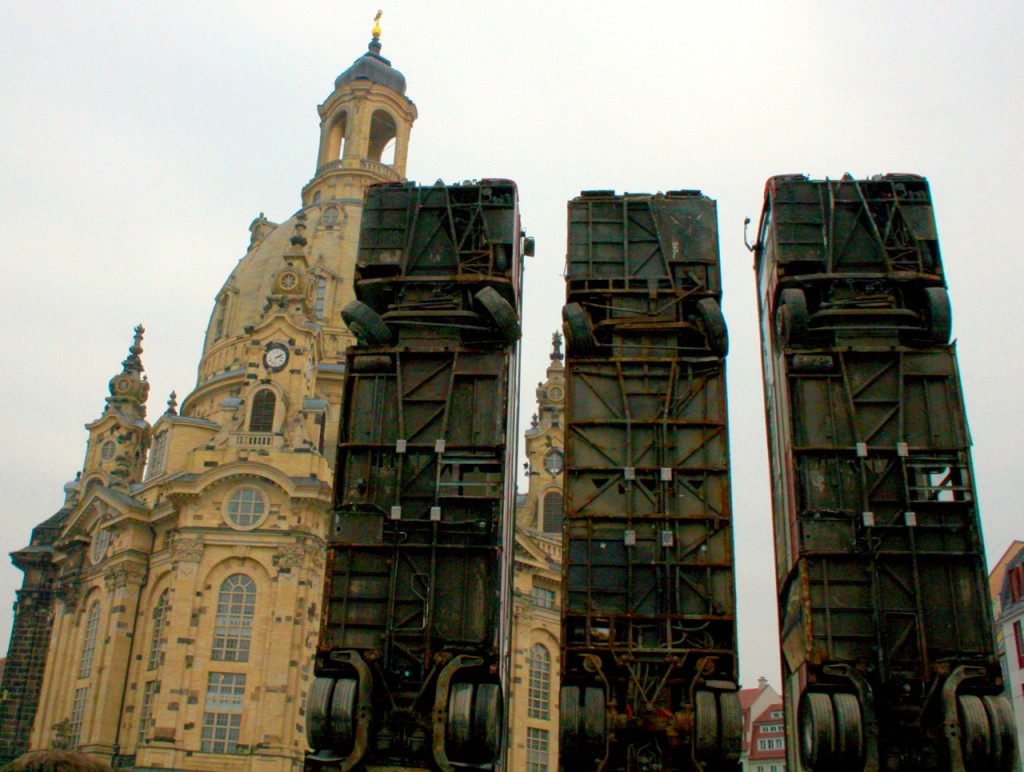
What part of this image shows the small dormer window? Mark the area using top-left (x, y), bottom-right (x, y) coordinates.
top-left (101, 441), bottom-right (116, 461)
top-left (249, 389), bottom-right (276, 432)
top-left (322, 206), bottom-right (340, 228)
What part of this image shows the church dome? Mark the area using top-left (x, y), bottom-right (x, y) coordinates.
top-left (334, 39), bottom-right (407, 96)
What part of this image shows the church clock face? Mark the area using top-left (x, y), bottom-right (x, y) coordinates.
top-left (547, 385), bottom-right (564, 402)
top-left (278, 271), bottom-right (299, 291)
top-left (263, 343), bottom-right (289, 372)
top-left (544, 449), bottom-right (564, 474)
top-left (113, 376), bottom-right (132, 394)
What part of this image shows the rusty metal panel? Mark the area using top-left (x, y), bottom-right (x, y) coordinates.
top-left (309, 181), bottom-right (525, 771)
top-left (756, 174), bottom-right (1008, 772)
top-left (561, 190), bottom-right (740, 771)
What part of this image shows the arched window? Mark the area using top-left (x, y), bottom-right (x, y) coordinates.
top-left (542, 492), bottom-right (563, 534)
top-left (249, 389), bottom-right (276, 432)
top-left (146, 430), bottom-right (168, 480)
top-left (148, 590), bottom-right (170, 670)
top-left (368, 109), bottom-right (397, 164)
top-left (78, 601), bottom-right (102, 679)
top-left (212, 574), bottom-right (256, 662)
top-left (225, 487), bottom-right (267, 529)
top-left (326, 110), bottom-right (348, 164)
top-left (527, 643), bottom-right (551, 719)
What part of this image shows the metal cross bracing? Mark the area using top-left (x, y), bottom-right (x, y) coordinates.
top-left (756, 174), bottom-right (1016, 772)
top-left (308, 180), bottom-right (527, 772)
top-left (560, 190), bottom-right (741, 772)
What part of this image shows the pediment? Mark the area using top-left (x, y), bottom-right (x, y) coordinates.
top-left (63, 485), bottom-right (149, 540)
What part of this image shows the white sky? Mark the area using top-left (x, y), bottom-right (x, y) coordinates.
top-left (2, 1), bottom-right (1022, 691)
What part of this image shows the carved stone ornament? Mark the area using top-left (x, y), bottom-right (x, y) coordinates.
top-left (55, 579), bottom-right (82, 613)
top-left (169, 533), bottom-right (204, 575)
top-left (273, 545), bottom-right (305, 571)
top-left (104, 560), bottom-right (148, 591)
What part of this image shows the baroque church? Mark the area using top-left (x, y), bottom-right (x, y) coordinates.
top-left (0, 23), bottom-right (565, 771)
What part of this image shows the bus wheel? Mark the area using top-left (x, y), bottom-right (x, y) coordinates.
top-left (696, 297), bottom-right (729, 356)
top-left (924, 287), bottom-right (952, 344)
top-left (831, 693), bottom-right (864, 770)
top-left (718, 691), bottom-right (743, 762)
top-left (563, 303), bottom-right (597, 355)
top-left (446, 682), bottom-right (474, 760)
top-left (799, 692), bottom-right (836, 771)
top-left (472, 683), bottom-right (503, 762)
top-left (581, 687), bottom-right (606, 759)
top-left (306, 677), bottom-right (335, 749)
top-left (694, 690), bottom-right (719, 760)
top-left (475, 286), bottom-right (520, 341)
top-left (559, 686), bottom-right (582, 760)
top-left (341, 300), bottom-right (392, 345)
top-left (329, 678), bottom-right (357, 752)
top-left (777, 288), bottom-right (809, 345)
top-left (982, 695), bottom-right (1016, 772)
top-left (959, 694), bottom-right (992, 771)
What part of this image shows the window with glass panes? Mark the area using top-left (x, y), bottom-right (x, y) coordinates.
top-left (138, 680), bottom-right (158, 744)
top-left (78, 602), bottom-right (101, 679)
top-left (201, 673), bottom-right (246, 754)
top-left (527, 644), bottom-right (551, 719)
top-left (148, 590), bottom-right (169, 670)
top-left (526, 727), bottom-right (549, 772)
top-left (68, 686), bottom-right (89, 746)
top-left (225, 487), bottom-right (266, 528)
top-left (212, 574), bottom-right (256, 661)
top-left (249, 389), bottom-right (276, 432)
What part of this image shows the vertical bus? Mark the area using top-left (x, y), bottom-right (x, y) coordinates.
top-left (560, 190), bottom-right (742, 771)
top-left (306, 180), bottom-right (531, 771)
top-left (754, 173), bottom-right (1017, 772)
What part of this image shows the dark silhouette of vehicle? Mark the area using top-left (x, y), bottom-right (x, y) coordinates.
top-left (306, 180), bottom-right (532, 771)
top-left (560, 190), bottom-right (742, 771)
top-left (754, 173), bottom-right (1017, 772)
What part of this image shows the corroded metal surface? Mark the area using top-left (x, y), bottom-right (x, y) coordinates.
top-left (560, 191), bottom-right (740, 771)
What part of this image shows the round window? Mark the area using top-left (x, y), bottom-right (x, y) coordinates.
top-left (225, 487), bottom-right (267, 529)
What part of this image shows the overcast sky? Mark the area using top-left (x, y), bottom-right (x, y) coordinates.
top-left (2, 1), bottom-right (1022, 690)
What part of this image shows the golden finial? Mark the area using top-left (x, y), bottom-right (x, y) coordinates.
top-left (372, 10), bottom-right (383, 39)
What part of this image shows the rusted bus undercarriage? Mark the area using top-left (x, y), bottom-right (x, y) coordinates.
top-left (560, 191), bottom-right (741, 771)
top-left (756, 174), bottom-right (1017, 772)
top-left (306, 181), bottom-right (528, 771)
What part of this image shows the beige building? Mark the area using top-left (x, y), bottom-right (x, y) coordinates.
top-left (508, 337), bottom-right (566, 771)
top-left (1, 28), bottom-right (416, 772)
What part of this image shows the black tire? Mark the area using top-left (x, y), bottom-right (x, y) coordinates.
top-left (925, 287), bottom-right (952, 344)
top-left (831, 693), bottom-right (864, 770)
top-left (341, 300), bottom-right (391, 345)
top-left (694, 689), bottom-right (718, 761)
top-left (696, 297), bottom-right (729, 356)
top-left (447, 682), bottom-right (474, 760)
top-left (329, 678), bottom-right (357, 752)
top-left (799, 692), bottom-right (836, 771)
top-left (982, 695), bottom-right (1017, 772)
top-left (718, 691), bottom-right (743, 763)
top-left (475, 286), bottom-right (520, 341)
top-left (472, 683), bottom-right (503, 762)
top-left (777, 288), bottom-right (809, 345)
top-left (306, 677), bottom-right (335, 749)
top-left (350, 354), bottom-right (392, 372)
top-left (563, 303), bottom-right (597, 355)
top-left (581, 687), bottom-right (606, 759)
top-left (559, 685), bottom-right (582, 760)
top-left (958, 694), bottom-right (991, 772)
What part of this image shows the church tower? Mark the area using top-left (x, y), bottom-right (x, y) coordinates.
top-left (1, 19), bottom-right (416, 771)
top-left (508, 334), bottom-right (566, 770)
